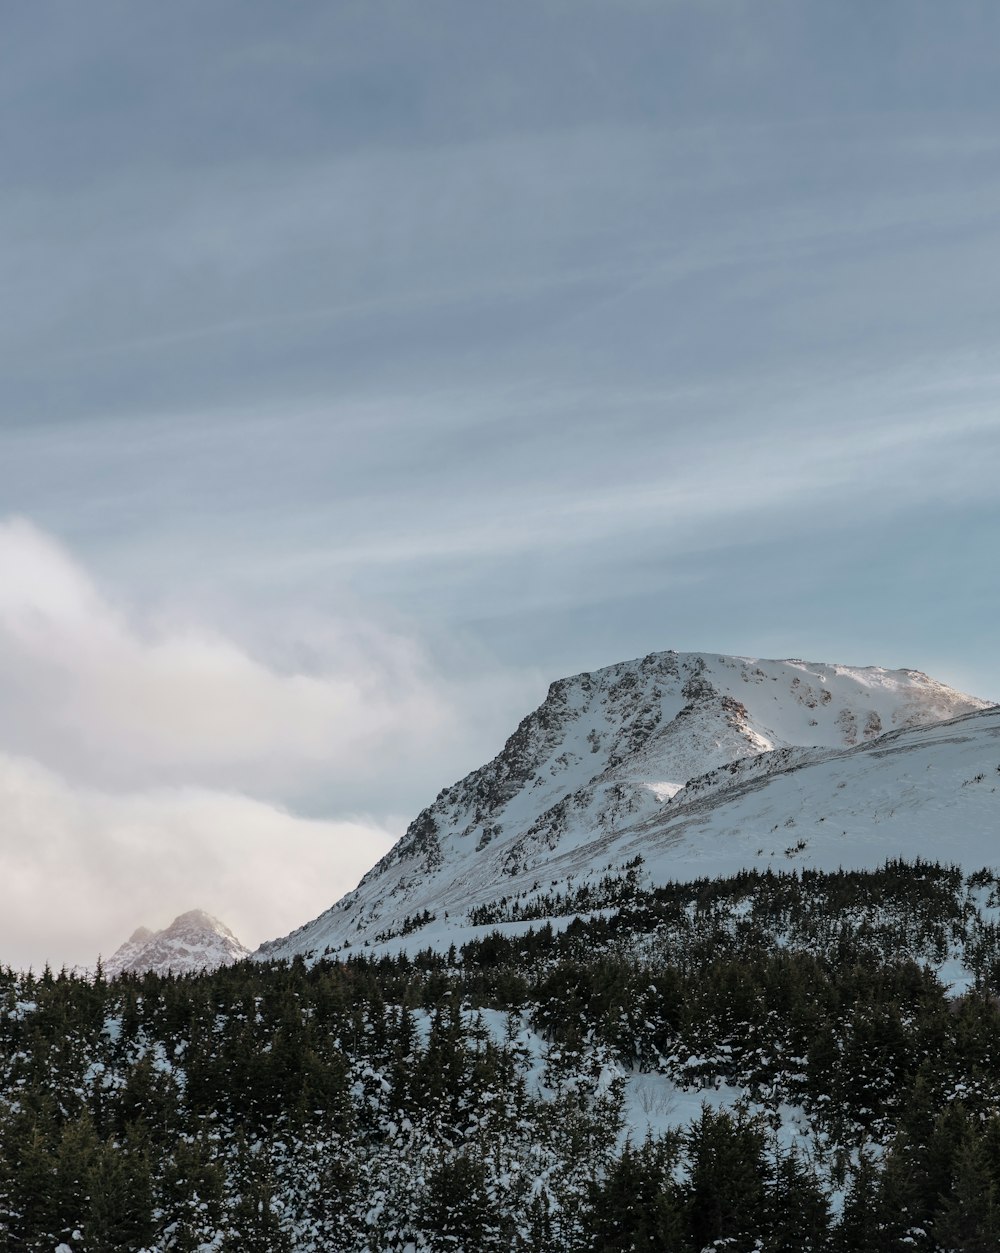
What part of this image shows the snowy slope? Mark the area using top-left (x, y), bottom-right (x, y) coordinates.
top-left (104, 910), bottom-right (249, 977)
top-left (628, 704), bottom-right (1000, 881)
top-left (259, 651), bottom-right (990, 961)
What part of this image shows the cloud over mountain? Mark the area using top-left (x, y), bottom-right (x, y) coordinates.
top-left (0, 518), bottom-right (538, 969)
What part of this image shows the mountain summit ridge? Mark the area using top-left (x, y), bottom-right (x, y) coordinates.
top-left (259, 650), bottom-right (990, 962)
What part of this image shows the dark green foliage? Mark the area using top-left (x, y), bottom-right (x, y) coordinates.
top-left (2, 860), bottom-right (1000, 1248)
top-left (584, 1134), bottom-right (686, 1251)
top-left (685, 1105), bottom-right (769, 1248)
top-left (422, 1150), bottom-right (492, 1249)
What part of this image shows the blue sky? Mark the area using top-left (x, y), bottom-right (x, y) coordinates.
top-left (2, 2), bottom-right (1000, 966)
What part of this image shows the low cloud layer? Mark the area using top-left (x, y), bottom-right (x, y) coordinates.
top-left (0, 519), bottom-right (539, 968)
top-left (0, 749), bottom-right (396, 970)
top-left (0, 518), bottom-right (466, 798)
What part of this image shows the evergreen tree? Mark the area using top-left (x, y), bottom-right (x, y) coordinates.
top-left (422, 1150), bottom-right (492, 1250)
top-left (684, 1106), bottom-right (769, 1251)
top-left (933, 1131), bottom-right (1000, 1252)
top-left (584, 1135), bottom-right (686, 1252)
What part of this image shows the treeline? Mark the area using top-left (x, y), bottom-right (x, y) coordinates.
top-left (468, 857), bottom-right (993, 959)
top-left (468, 857), bottom-right (646, 926)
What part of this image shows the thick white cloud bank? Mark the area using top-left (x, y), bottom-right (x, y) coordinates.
top-left (0, 750), bottom-right (396, 971)
top-left (0, 518), bottom-right (457, 797)
top-left (0, 518), bottom-right (532, 969)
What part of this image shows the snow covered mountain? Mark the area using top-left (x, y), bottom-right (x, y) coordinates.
top-left (259, 650), bottom-right (991, 961)
top-left (104, 909), bottom-right (249, 977)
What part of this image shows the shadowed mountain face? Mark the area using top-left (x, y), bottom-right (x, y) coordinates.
top-left (259, 650), bottom-right (990, 961)
top-left (104, 909), bottom-right (248, 977)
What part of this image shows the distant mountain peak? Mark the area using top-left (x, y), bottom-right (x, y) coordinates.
top-left (104, 909), bottom-right (248, 978)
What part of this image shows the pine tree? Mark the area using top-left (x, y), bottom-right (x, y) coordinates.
top-left (683, 1105), bottom-right (768, 1251)
top-left (584, 1135), bottom-right (686, 1252)
top-left (83, 1138), bottom-right (155, 1252)
top-left (766, 1146), bottom-right (830, 1252)
top-left (933, 1131), bottom-right (1000, 1252)
top-left (422, 1150), bottom-right (491, 1250)
top-left (224, 1141), bottom-right (292, 1253)
top-left (836, 1149), bottom-right (889, 1253)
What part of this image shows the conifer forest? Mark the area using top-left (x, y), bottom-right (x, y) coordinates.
top-left (4, 860), bottom-right (1000, 1251)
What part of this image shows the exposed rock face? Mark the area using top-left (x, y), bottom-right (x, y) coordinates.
top-left (258, 650), bottom-right (990, 962)
top-left (104, 909), bottom-right (249, 977)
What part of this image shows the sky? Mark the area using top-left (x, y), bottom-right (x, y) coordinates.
top-left (3, 1), bottom-right (1000, 969)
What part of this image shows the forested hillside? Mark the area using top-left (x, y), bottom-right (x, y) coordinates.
top-left (5, 859), bottom-right (1000, 1251)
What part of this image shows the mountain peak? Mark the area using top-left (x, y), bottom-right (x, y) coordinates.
top-left (104, 909), bottom-right (249, 978)
top-left (259, 650), bottom-right (989, 962)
